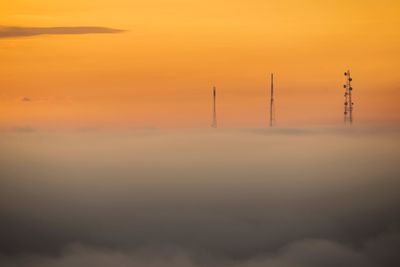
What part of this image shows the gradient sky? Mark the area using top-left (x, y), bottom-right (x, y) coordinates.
top-left (1, 0), bottom-right (399, 128)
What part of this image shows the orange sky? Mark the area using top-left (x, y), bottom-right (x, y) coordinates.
top-left (1, 0), bottom-right (399, 128)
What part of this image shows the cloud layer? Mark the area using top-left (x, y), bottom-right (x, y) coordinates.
top-left (0, 26), bottom-right (124, 38)
top-left (0, 128), bottom-right (399, 267)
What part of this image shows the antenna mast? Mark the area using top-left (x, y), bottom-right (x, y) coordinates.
top-left (343, 70), bottom-right (354, 125)
top-left (269, 73), bottom-right (275, 127)
top-left (212, 86), bottom-right (217, 128)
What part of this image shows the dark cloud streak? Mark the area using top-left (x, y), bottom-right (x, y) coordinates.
top-left (0, 26), bottom-right (125, 39)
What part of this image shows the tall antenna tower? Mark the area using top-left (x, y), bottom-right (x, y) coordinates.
top-left (343, 70), bottom-right (354, 124)
top-left (211, 86), bottom-right (217, 128)
top-left (269, 73), bottom-right (275, 127)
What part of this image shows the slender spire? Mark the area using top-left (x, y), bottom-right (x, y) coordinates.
top-left (269, 73), bottom-right (275, 127)
top-left (212, 86), bottom-right (217, 128)
top-left (343, 70), bottom-right (354, 125)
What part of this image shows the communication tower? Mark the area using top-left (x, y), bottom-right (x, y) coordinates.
top-left (343, 70), bottom-right (354, 124)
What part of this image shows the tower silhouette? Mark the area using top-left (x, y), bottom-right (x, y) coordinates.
top-left (269, 73), bottom-right (275, 127)
top-left (343, 70), bottom-right (354, 124)
top-left (211, 86), bottom-right (217, 128)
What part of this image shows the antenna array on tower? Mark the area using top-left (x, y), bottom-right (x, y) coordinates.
top-left (343, 70), bottom-right (354, 124)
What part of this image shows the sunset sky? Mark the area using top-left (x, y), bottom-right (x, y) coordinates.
top-left (1, 0), bottom-right (399, 128)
